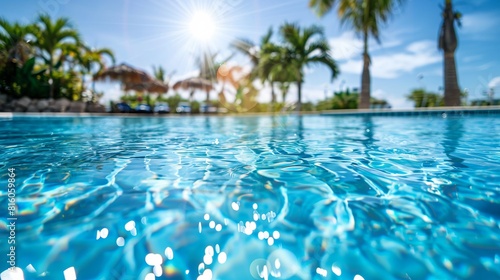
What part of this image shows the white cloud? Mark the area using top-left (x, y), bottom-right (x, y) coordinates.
top-left (96, 82), bottom-right (122, 105)
top-left (304, 66), bottom-right (315, 75)
top-left (340, 40), bottom-right (441, 79)
top-left (461, 12), bottom-right (499, 39)
top-left (328, 31), bottom-right (402, 61)
top-left (328, 32), bottom-right (364, 61)
top-left (371, 89), bottom-right (385, 100)
top-left (488, 76), bottom-right (500, 88)
top-left (406, 41), bottom-right (432, 53)
top-left (389, 96), bottom-right (414, 109)
top-left (477, 62), bottom-right (494, 71)
top-left (433, 68), bottom-right (443, 77)
top-left (302, 87), bottom-right (328, 103)
top-left (372, 89), bottom-right (413, 109)
top-left (374, 37), bottom-right (404, 50)
top-left (462, 55), bottom-right (481, 63)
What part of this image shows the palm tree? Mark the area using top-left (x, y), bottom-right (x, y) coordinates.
top-left (259, 41), bottom-right (297, 109)
top-left (32, 14), bottom-right (81, 99)
top-left (273, 68), bottom-right (296, 110)
top-left (78, 45), bottom-right (115, 101)
top-left (439, 0), bottom-right (462, 106)
top-left (0, 18), bottom-right (34, 67)
top-left (332, 90), bottom-right (358, 109)
top-left (152, 65), bottom-right (166, 82)
top-left (259, 41), bottom-right (282, 106)
top-left (231, 28), bottom-right (275, 104)
top-left (407, 88), bottom-right (443, 108)
top-left (0, 19), bottom-right (35, 96)
top-left (279, 23), bottom-right (339, 111)
top-left (196, 51), bottom-right (232, 102)
top-left (309, 0), bottom-right (405, 109)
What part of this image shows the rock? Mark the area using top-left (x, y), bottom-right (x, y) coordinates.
top-left (86, 103), bottom-right (106, 113)
top-left (53, 98), bottom-right (71, 112)
top-left (1, 103), bottom-right (12, 112)
top-left (36, 99), bottom-right (50, 111)
top-left (13, 106), bottom-right (25, 112)
top-left (26, 105), bottom-right (39, 112)
top-left (17, 97), bottom-right (31, 108)
top-left (47, 104), bottom-right (57, 112)
top-left (67, 101), bottom-right (86, 113)
top-left (0, 93), bottom-right (7, 105)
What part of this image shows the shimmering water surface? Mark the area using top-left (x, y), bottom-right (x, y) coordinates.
top-left (1, 115), bottom-right (499, 280)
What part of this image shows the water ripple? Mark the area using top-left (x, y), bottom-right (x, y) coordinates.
top-left (1, 115), bottom-right (499, 279)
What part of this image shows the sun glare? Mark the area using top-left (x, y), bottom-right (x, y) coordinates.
top-left (188, 11), bottom-right (217, 42)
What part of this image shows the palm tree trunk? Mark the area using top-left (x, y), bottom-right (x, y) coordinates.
top-left (92, 78), bottom-right (96, 103)
top-left (359, 31), bottom-right (371, 109)
top-left (444, 52), bottom-right (461, 106)
top-left (270, 81), bottom-right (276, 111)
top-left (81, 74), bottom-right (85, 102)
top-left (49, 55), bottom-right (54, 99)
top-left (206, 90), bottom-right (210, 103)
top-left (296, 81), bottom-right (302, 112)
top-left (190, 90), bottom-right (195, 102)
top-left (282, 88), bottom-right (286, 104)
top-left (440, 0), bottom-right (460, 106)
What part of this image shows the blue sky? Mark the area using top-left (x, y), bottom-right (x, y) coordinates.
top-left (2, 0), bottom-right (500, 108)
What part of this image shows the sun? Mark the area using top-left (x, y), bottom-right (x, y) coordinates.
top-left (188, 10), bottom-right (217, 42)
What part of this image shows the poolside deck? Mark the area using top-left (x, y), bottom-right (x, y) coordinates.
top-left (1, 106), bottom-right (500, 118)
top-left (320, 106), bottom-right (500, 117)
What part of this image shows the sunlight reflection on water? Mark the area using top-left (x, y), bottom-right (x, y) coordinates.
top-left (0, 115), bottom-right (499, 279)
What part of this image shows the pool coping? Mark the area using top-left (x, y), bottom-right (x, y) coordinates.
top-left (1, 106), bottom-right (500, 118)
top-left (320, 106), bottom-right (500, 116)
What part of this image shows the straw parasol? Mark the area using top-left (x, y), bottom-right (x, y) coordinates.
top-left (124, 80), bottom-right (169, 94)
top-left (94, 63), bottom-right (152, 84)
top-left (173, 77), bottom-right (214, 102)
top-left (173, 77), bottom-right (213, 92)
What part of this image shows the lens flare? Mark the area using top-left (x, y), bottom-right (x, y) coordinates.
top-left (188, 11), bottom-right (216, 42)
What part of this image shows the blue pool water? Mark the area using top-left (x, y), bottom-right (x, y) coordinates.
top-left (1, 114), bottom-right (499, 280)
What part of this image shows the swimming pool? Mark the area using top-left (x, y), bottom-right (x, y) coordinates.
top-left (1, 114), bottom-right (499, 280)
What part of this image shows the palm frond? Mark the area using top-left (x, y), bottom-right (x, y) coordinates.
top-left (309, 0), bottom-right (337, 16)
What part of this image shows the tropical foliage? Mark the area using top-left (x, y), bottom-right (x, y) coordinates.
top-left (0, 14), bottom-right (114, 101)
top-left (316, 88), bottom-right (390, 110)
top-left (196, 51), bottom-right (232, 102)
top-left (407, 88), bottom-right (468, 108)
top-left (232, 23), bottom-right (338, 112)
top-left (76, 46), bottom-right (115, 102)
top-left (407, 88), bottom-right (444, 108)
top-left (231, 27), bottom-right (279, 105)
top-left (1, 2), bottom-right (473, 113)
top-left (309, 0), bottom-right (406, 109)
top-left (32, 14), bottom-right (81, 98)
top-left (276, 23), bottom-right (339, 111)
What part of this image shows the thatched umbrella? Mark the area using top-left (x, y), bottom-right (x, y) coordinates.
top-left (93, 63), bottom-right (155, 101)
top-left (173, 77), bottom-right (214, 102)
top-left (124, 80), bottom-right (169, 104)
top-left (124, 80), bottom-right (169, 94)
top-left (94, 63), bottom-right (152, 84)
